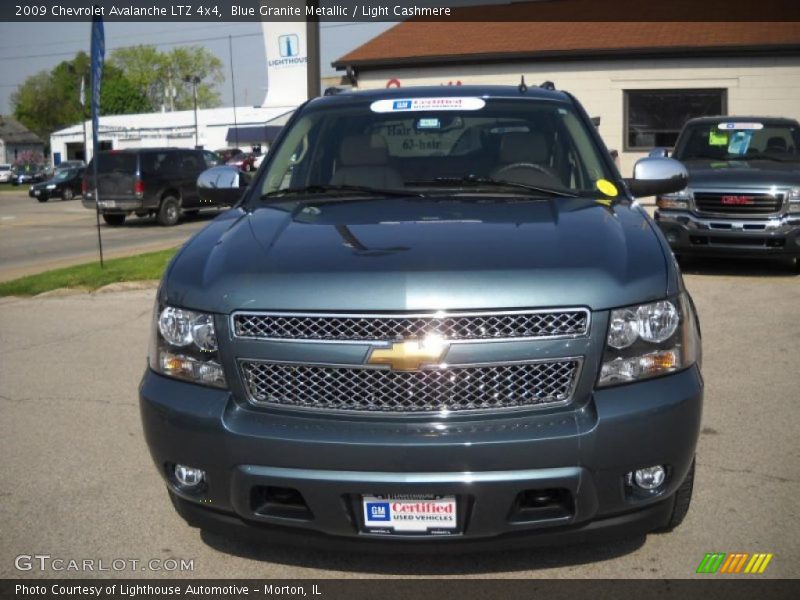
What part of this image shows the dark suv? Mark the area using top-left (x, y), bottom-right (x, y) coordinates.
top-left (654, 116), bottom-right (800, 268)
top-left (82, 148), bottom-right (208, 226)
top-left (141, 86), bottom-right (702, 549)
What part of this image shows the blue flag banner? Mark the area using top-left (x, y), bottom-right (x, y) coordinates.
top-left (90, 13), bottom-right (106, 267)
top-left (90, 13), bottom-right (104, 158)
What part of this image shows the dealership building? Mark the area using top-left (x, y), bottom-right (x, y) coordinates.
top-left (49, 105), bottom-right (294, 165)
top-left (333, 21), bottom-right (800, 175)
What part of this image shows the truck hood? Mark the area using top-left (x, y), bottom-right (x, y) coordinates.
top-left (684, 159), bottom-right (800, 188)
top-left (164, 197), bottom-right (670, 313)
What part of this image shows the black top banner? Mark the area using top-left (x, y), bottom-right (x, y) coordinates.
top-left (2, 0), bottom-right (800, 22)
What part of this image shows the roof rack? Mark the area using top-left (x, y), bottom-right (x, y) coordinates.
top-left (540, 81), bottom-right (556, 91)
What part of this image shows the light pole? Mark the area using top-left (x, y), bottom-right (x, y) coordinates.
top-left (183, 75), bottom-right (201, 147)
top-left (68, 64), bottom-right (89, 163)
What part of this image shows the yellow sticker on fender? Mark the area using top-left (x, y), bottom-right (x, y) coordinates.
top-left (596, 179), bottom-right (618, 197)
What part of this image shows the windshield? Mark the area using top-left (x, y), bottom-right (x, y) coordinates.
top-left (53, 169), bottom-right (76, 181)
top-left (257, 97), bottom-right (617, 199)
top-left (93, 153), bottom-right (137, 173)
top-left (674, 121), bottom-right (800, 162)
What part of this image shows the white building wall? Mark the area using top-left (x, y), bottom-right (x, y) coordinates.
top-left (354, 55), bottom-right (800, 177)
top-left (49, 105), bottom-right (295, 166)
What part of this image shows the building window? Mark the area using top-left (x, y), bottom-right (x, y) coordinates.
top-left (624, 89), bottom-right (726, 150)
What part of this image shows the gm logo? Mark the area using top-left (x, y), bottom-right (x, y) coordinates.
top-left (392, 100), bottom-right (412, 110)
top-left (367, 502), bottom-right (390, 521)
top-left (279, 34), bottom-right (299, 58)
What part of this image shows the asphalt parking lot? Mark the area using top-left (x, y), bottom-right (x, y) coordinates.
top-left (0, 190), bottom-right (219, 282)
top-left (0, 256), bottom-right (798, 579)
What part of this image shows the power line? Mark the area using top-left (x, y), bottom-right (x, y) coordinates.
top-left (0, 23), bottom-right (258, 51)
top-left (0, 32), bottom-right (263, 61)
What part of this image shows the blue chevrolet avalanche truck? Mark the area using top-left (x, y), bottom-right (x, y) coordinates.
top-left (140, 85), bottom-right (703, 550)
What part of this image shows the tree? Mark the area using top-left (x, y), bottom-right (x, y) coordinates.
top-left (109, 45), bottom-right (223, 111)
top-left (11, 51), bottom-right (152, 144)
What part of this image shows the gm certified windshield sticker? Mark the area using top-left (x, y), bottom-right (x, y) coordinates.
top-left (370, 98), bottom-right (486, 113)
top-left (596, 179), bottom-right (618, 197)
top-left (718, 122), bottom-right (763, 130)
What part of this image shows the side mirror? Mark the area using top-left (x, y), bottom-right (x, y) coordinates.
top-left (648, 147), bottom-right (669, 158)
top-left (197, 166), bottom-right (250, 206)
top-left (624, 157), bottom-right (688, 198)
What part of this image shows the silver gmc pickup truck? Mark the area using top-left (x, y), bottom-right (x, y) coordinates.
top-left (654, 116), bottom-right (800, 270)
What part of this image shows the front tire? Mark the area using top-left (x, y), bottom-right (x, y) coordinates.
top-left (658, 459), bottom-right (695, 532)
top-left (102, 213), bottom-right (126, 226)
top-left (37, 196), bottom-right (48, 203)
top-left (63, 188), bottom-right (73, 201)
top-left (157, 196), bottom-right (180, 226)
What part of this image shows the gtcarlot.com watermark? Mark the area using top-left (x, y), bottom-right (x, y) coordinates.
top-left (15, 554), bottom-right (194, 573)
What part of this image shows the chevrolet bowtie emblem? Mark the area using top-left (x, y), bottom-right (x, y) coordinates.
top-left (367, 335), bottom-right (449, 371)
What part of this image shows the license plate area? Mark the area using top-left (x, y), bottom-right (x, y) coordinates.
top-left (360, 494), bottom-right (461, 536)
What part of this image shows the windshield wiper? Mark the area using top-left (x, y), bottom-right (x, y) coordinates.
top-left (260, 184), bottom-right (422, 200)
top-left (405, 176), bottom-right (578, 198)
top-left (726, 153), bottom-right (796, 163)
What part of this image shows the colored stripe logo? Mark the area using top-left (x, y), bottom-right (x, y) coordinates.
top-left (697, 552), bottom-right (773, 574)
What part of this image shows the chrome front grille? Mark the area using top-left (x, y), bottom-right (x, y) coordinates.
top-left (240, 359), bottom-right (581, 414)
top-left (694, 192), bottom-right (784, 216)
top-left (232, 309), bottom-right (589, 342)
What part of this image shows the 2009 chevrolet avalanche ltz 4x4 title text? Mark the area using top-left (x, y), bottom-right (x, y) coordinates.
top-left (140, 85), bottom-right (703, 549)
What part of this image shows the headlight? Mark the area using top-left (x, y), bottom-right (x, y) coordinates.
top-left (789, 187), bottom-right (800, 214)
top-left (598, 294), bottom-right (700, 387)
top-left (46, 184), bottom-right (56, 189)
top-left (149, 305), bottom-right (226, 388)
top-left (656, 188), bottom-right (692, 210)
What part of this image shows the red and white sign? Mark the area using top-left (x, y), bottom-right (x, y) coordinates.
top-left (721, 195), bottom-right (756, 205)
top-left (362, 494), bottom-right (457, 533)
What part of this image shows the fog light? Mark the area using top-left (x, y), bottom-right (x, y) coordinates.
top-left (174, 464), bottom-right (205, 487)
top-left (632, 465), bottom-right (666, 490)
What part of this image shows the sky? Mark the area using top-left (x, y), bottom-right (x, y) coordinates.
top-left (0, 20), bottom-right (396, 114)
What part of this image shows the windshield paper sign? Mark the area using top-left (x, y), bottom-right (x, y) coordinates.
top-left (728, 131), bottom-right (753, 155)
top-left (371, 97), bottom-right (486, 113)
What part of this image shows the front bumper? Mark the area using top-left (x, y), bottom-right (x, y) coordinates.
top-left (82, 195), bottom-right (145, 212)
top-left (140, 365), bottom-right (703, 546)
top-left (655, 209), bottom-right (800, 257)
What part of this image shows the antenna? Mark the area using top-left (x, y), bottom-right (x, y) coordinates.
top-left (518, 75), bottom-right (528, 93)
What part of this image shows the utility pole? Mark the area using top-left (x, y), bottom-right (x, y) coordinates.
top-left (184, 75), bottom-right (201, 147)
top-left (306, 0), bottom-right (321, 99)
top-left (229, 35), bottom-right (239, 148)
top-left (80, 76), bottom-right (89, 163)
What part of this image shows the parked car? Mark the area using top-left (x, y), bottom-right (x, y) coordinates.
top-left (202, 150), bottom-right (223, 168)
top-left (215, 147), bottom-right (242, 163)
top-left (654, 116), bottom-right (800, 269)
top-left (0, 163), bottom-right (12, 183)
top-left (82, 148), bottom-right (208, 226)
top-left (29, 167), bottom-right (85, 202)
top-left (11, 164), bottom-right (47, 186)
top-left (141, 85), bottom-right (703, 548)
top-left (226, 151), bottom-right (257, 172)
